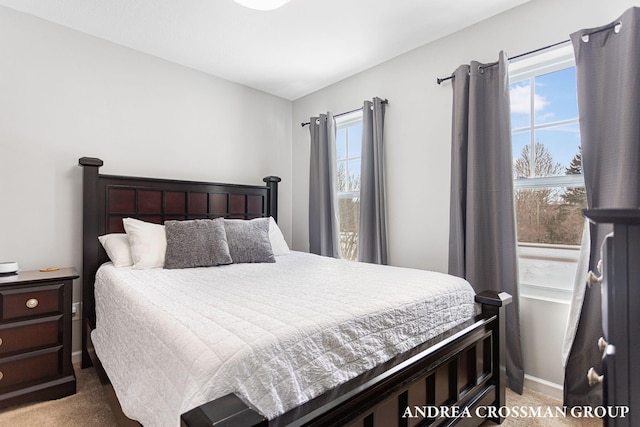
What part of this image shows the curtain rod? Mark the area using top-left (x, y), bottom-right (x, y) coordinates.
top-left (300, 99), bottom-right (388, 127)
top-left (436, 40), bottom-right (569, 85)
top-left (436, 20), bottom-right (622, 85)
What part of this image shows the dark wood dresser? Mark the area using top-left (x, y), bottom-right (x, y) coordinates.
top-left (584, 209), bottom-right (640, 427)
top-left (0, 267), bottom-right (78, 408)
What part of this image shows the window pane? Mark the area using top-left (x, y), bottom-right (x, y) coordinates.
top-left (534, 123), bottom-right (581, 174)
top-left (510, 80), bottom-right (531, 130)
top-left (336, 128), bottom-right (347, 160)
top-left (347, 124), bottom-right (362, 158)
top-left (534, 67), bottom-right (578, 125)
top-left (512, 131), bottom-right (531, 178)
top-left (337, 160), bottom-right (347, 192)
top-left (515, 186), bottom-right (586, 245)
top-left (338, 196), bottom-right (359, 261)
top-left (346, 159), bottom-right (361, 191)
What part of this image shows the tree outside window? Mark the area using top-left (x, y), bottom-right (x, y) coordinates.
top-left (513, 144), bottom-right (585, 245)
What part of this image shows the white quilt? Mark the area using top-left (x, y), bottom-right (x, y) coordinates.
top-left (92, 251), bottom-right (476, 427)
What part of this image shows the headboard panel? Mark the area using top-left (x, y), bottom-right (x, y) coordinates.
top-left (103, 178), bottom-right (271, 233)
top-left (79, 157), bottom-right (280, 365)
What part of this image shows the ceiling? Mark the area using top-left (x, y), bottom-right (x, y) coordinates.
top-left (0, 0), bottom-right (531, 100)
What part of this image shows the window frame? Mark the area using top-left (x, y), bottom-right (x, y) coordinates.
top-left (335, 110), bottom-right (363, 199)
top-left (509, 44), bottom-right (585, 303)
top-left (335, 110), bottom-right (363, 261)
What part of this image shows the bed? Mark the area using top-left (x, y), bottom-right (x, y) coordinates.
top-left (79, 157), bottom-right (509, 427)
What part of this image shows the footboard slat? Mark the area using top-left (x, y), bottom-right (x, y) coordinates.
top-left (407, 382), bottom-right (426, 427)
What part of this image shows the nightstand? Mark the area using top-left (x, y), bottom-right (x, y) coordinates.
top-left (0, 268), bottom-right (78, 408)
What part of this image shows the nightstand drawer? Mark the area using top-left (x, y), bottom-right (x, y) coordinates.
top-left (0, 317), bottom-right (61, 356)
top-left (0, 284), bottom-right (62, 321)
top-left (0, 347), bottom-right (61, 391)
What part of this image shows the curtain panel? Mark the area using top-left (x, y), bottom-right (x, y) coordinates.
top-left (308, 113), bottom-right (341, 258)
top-left (358, 97), bottom-right (388, 264)
top-left (564, 6), bottom-right (640, 407)
top-left (448, 52), bottom-right (524, 393)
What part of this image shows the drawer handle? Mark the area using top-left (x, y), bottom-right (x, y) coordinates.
top-left (586, 270), bottom-right (602, 287)
top-left (0, 337), bottom-right (2, 347)
top-left (26, 298), bottom-right (39, 309)
top-left (598, 337), bottom-right (608, 352)
top-left (0, 371), bottom-right (3, 381)
top-left (587, 367), bottom-right (604, 386)
top-left (587, 260), bottom-right (603, 288)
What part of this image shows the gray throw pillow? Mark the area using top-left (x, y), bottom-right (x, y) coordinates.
top-left (224, 218), bottom-right (275, 263)
top-left (164, 218), bottom-right (232, 269)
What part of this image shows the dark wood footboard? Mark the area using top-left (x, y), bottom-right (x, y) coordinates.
top-left (181, 291), bottom-right (510, 427)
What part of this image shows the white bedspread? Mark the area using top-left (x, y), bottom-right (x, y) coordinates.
top-left (92, 251), bottom-right (475, 427)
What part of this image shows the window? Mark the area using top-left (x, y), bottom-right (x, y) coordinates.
top-left (509, 45), bottom-right (586, 302)
top-left (335, 112), bottom-right (363, 261)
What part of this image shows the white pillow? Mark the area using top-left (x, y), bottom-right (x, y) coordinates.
top-left (122, 218), bottom-right (166, 269)
top-left (98, 234), bottom-right (133, 267)
top-left (268, 217), bottom-right (290, 256)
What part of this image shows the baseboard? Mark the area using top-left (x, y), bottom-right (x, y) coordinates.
top-left (523, 374), bottom-right (563, 401)
top-left (72, 350), bottom-right (82, 365)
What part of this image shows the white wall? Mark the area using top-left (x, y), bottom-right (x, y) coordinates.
top-left (520, 296), bottom-right (570, 397)
top-left (291, 0), bottom-right (636, 394)
top-left (0, 5), bottom-right (293, 356)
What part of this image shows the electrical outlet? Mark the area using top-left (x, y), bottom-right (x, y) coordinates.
top-left (72, 302), bottom-right (82, 319)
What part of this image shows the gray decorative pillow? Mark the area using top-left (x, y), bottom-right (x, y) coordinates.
top-left (164, 218), bottom-right (232, 269)
top-left (224, 218), bottom-right (275, 264)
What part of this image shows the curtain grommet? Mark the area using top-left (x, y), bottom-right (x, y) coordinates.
top-left (614, 22), bottom-right (622, 34)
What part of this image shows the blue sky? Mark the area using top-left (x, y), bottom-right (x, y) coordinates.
top-left (510, 67), bottom-right (581, 175)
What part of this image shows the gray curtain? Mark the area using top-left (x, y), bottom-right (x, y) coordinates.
top-left (358, 97), bottom-right (387, 264)
top-left (564, 6), bottom-right (640, 407)
top-left (309, 113), bottom-right (341, 258)
top-left (448, 52), bottom-right (524, 394)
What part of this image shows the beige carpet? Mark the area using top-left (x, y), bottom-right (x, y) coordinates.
top-left (0, 366), bottom-right (601, 427)
top-left (0, 365), bottom-right (117, 427)
top-left (481, 388), bottom-right (602, 427)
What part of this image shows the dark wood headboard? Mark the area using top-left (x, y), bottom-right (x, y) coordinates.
top-left (78, 157), bottom-right (280, 365)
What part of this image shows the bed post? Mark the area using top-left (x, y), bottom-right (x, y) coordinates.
top-left (475, 290), bottom-right (511, 424)
top-left (78, 156), bottom-right (103, 369)
top-left (181, 394), bottom-right (267, 427)
top-left (263, 176), bottom-right (281, 222)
